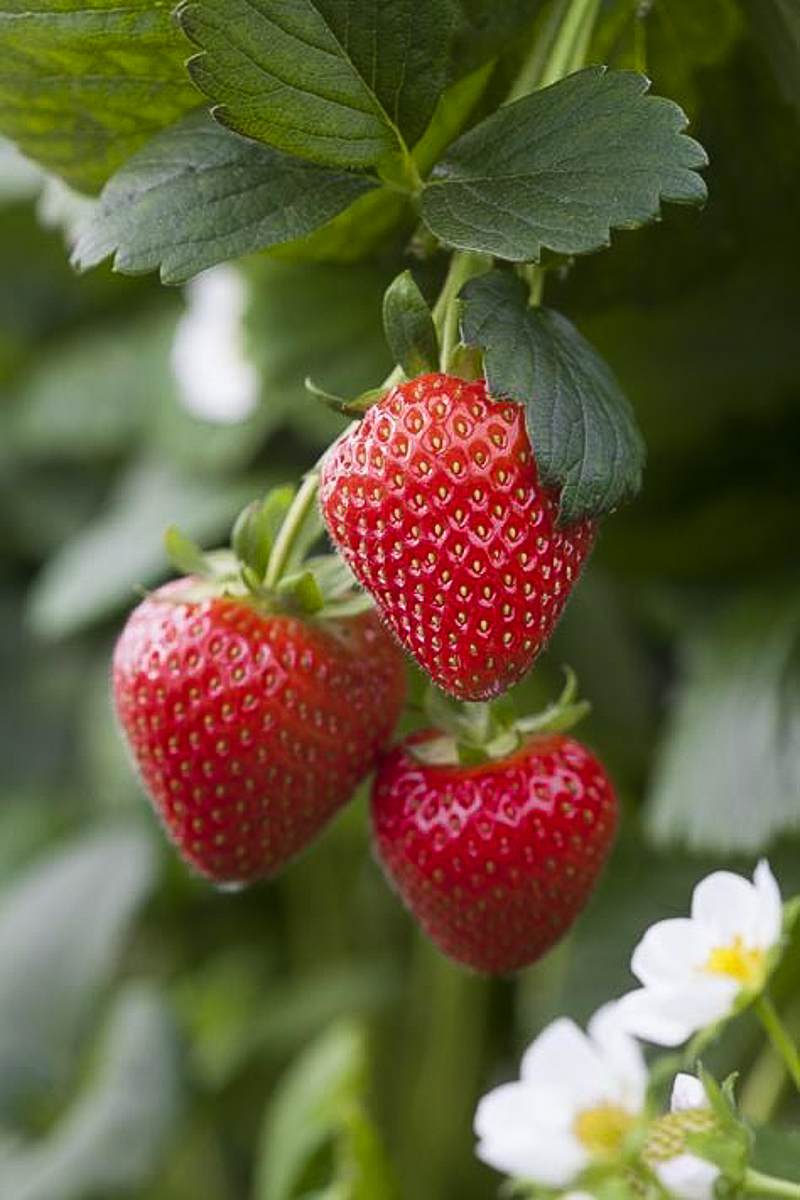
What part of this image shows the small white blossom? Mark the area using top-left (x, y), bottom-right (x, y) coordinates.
top-left (474, 1005), bottom-right (646, 1187)
top-left (647, 1074), bottom-right (720, 1200)
top-left (171, 265), bottom-right (259, 423)
top-left (615, 860), bottom-right (782, 1046)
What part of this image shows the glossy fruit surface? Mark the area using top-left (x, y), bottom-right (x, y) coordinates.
top-left (320, 373), bottom-right (596, 700)
top-left (113, 582), bottom-right (406, 885)
top-left (371, 730), bottom-right (618, 973)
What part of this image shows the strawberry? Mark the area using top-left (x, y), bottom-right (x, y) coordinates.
top-left (113, 483), bottom-right (406, 886)
top-left (319, 373), bottom-right (596, 701)
top-left (370, 684), bottom-right (617, 973)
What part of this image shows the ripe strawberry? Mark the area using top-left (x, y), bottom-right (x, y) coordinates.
top-left (371, 725), bottom-right (617, 973)
top-left (114, 584), bottom-right (405, 886)
top-left (320, 373), bottom-right (595, 701)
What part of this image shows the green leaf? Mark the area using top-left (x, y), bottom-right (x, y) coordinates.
top-left (178, 0), bottom-right (453, 170)
top-left (0, 0), bottom-right (198, 194)
top-left (421, 67), bottom-right (707, 262)
top-left (460, 270), bottom-right (645, 522)
top-left (382, 271), bottom-right (439, 377)
top-left (27, 458), bottom-right (263, 638)
top-left (255, 1021), bottom-right (397, 1200)
top-left (0, 826), bottom-right (156, 1114)
top-left (0, 984), bottom-right (180, 1200)
top-left (645, 593), bottom-right (800, 853)
top-left (73, 110), bottom-right (378, 284)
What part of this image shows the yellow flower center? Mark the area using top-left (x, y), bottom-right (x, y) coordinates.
top-left (704, 934), bottom-right (766, 985)
top-left (573, 1104), bottom-right (633, 1158)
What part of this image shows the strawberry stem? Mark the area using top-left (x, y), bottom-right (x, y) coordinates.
top-left (264, 472), bottom-right (321, 590)
top-left (432, 251), bottom-right (486, 374)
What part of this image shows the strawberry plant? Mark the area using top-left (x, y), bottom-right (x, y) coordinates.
top-left (1, 1), bottom-right (800, 1198)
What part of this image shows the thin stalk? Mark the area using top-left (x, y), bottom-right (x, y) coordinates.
top-left (264, 471), bottom-right (320, 589)
top-left (755, 995), bottom-right (800, 1092)
top-left (506, 0), bottom-right (572, 102)
top-left (745, 1169), bottom-right (800, 1199)
top-left (739, 1041), bottom-right (787, 1124)
top-left (539, 0), bottom-right (601, 88)
top-left (432, 251), bottom-right (483, 373)
top-left (565, 0), bottom-right (601, 74)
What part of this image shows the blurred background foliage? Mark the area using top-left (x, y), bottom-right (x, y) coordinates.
top-left (1, 2), bottom-right (799, 1197)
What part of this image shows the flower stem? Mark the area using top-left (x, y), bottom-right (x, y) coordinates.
top-left (264, 471), bottom-right (320, 589)
top-left (432, 251), bottom-right (484, 374)
top-left (539, 0), bottom-right (600, 88)
top-left (755, 996), bottom-right (800, 1092)
top-left (746, 1169), bottom-right (800, 1198)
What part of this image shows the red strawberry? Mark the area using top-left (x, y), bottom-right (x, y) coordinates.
top-left (113, 582), bottom-right (405, 886)
top-left (371, 726), bottom-right (617, 973)
top-left (320, 373), bottom-right (595, 701)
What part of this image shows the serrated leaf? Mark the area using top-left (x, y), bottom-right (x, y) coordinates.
top-left (0, 0), bottom-right (198, 194)
top-left (460, 270), bottom-right (645, 522)
top-left (382, 271), bottom-right (439, 377)
top-left (0, 826), bottom-right (156, 1115)
top-left (0, 984), bottom-right (180, 1200)
top-left (421, 67), bottom-right (708, 262)
top-left (73, 109), bottom-right (377, 284)
top-left (646, 593), bottom-right (800, 853)
top-left (179, 0), bottom-right (453, 171)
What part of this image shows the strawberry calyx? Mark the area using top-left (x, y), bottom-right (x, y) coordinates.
top-left (409, 669), bottom-right (590, 766)
top-left (163, 473), bottom-right (374, 621)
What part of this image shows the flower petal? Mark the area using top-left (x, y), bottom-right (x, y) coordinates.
top-left (613, 988), bottom-right (698, 1046)
top-left (520, 1018), bottom-right (610, 1109)
top-left (670, 1073), bottom-right (709, 1112)
top-left (752, 859), bottom-right (783, 947)
top-left (655, 1152), bottom-right (720, 1199)
top-left (475, 1082), bottom-right (587, 1184)
top-left (691, 869), bottom-right (764, 946)
top-left (630, 919), bottom-right (706, 987)
top-left (587, 1003), bottom-right (648, 1109)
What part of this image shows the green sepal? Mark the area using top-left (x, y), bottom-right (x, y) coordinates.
top-left (163, 525), bottom-right (216, 579)
top-left (682, 1066), bottom-right (752, 1184)
top-left (382, 269), bottom-right (439, 377)
top-left (275, 570), bottom-right (325, 615)
top-left (411, 671), bottom-right (590, 767)
top-left (305, 377), bottom-right (385, 417)
top-left (514, 668), bottom-right (591, 736)
top-left (231, 485), bottom-right (296, 581)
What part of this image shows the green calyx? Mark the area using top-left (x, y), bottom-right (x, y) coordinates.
top-left (410, 669), bottom-right (591, 767)
top-left (163, 474), bottom-right (373, 621)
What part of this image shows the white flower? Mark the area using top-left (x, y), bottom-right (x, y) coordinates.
top-left (615, 860), bottom-right (782, 1046)
top-left (646, 1074), bottom-right (720, 1200)
top-left (171, 265), bottom-right (259, 423)
top-left (474, 1004), bottom-right (647, 1186)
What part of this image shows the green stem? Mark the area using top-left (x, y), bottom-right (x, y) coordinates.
top-left (264, 471), bottom-right (320, 589)
top-left (746, 1169), bottom-right (800, 1199)
top-left (432, 252), bottom-right (484, 374)
top-left (755, 995), bottom-right (800, 1092)
top-left (539, 0), bottom-right (600, 88)
top-left (506, 0), bottom-right (572, 102)
top-left (739, 1042), bottom-right (787, 1124)
top-left (565, 0), bottom-right (601, 74)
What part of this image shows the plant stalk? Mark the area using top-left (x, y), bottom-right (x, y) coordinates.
top-left (263, 471), bottom-right (320, 589)
top-left (745, 1169), bottom-right (800, 1199)
top-left (755, 995), bottom-right (800, 1092)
